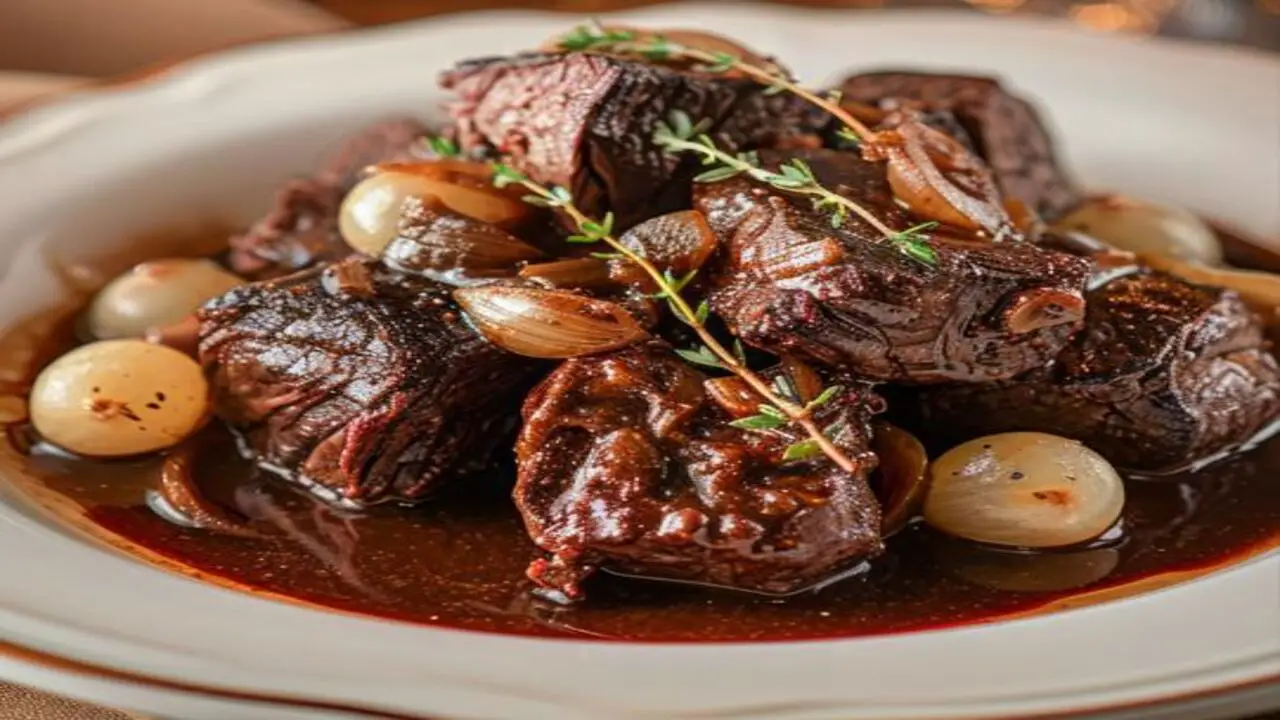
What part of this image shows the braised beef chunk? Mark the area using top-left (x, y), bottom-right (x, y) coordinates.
top-left (918, 272), bottom-right (1280, 471)
top-left (199, 258), bottom-right (540, 506)
top-left (697, 148), bottom-right (1092, 384)
top-left (229, 119), bottom-right (430, 279)
top-left (515, 343), bottom-right (883, 601)
top-left (838, 72), bottom-right (1080, 219)
top-left (441, 52), bottom-right (807, 229)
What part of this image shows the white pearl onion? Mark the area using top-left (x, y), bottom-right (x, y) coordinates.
top-left (1054, 194), bottom-right (1222, 266)
top-left (339, 166), bottom-right (527, 257)
top-left (924, 432), bottom-right (1125, 548)
top-left (88, 259), bottom-right (241, 340)
top-left (29, 340), bottom-right (209, 457)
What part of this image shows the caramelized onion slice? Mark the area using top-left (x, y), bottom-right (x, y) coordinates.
top-left (865, 116), bottom-right (1010, 237)
top-left (147, 444), bottom-right (254, 537)
top-left (870, 422), bottom-right (929, 536)
top-left (1140, 253), bottom-right (1280, 313)
top-left (454, 286), bottom-right (648, 358)
top-left (704, 376), bottom-right (757, 418)
top-left (520, 258), bottom-right (614, 288)
top-left (383, 197), bottom-right (544, 278)
top-left (610, 211), bottom-right (720, 291)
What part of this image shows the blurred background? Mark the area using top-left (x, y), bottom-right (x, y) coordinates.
top-left (0, 0), bottom-right (1274, 111)
top-left (0, 0), bottom-right (1277, 80)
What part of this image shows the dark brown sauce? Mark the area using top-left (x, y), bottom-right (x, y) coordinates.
top-left (2, 225), bottom-right (1279, 643)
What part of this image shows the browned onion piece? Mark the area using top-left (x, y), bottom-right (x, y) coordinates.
top-left (382, 197), bottom-right (544, 280)
top-left (453, 286), bottom-right (649, 358)
top-left (864, 116), bottom-right (1010, 237)
top-left (147, 445), bottom-right (254, 537)
top-left (610, 211), bottom-right (720, 291)
top-left (1000, 287), bottom-right (1086, 335)
top-left (870, 422), bottom-right (929, 535)
top-left (779, 355), bottom-right (824, 404)
top-left (519, 258), bottom-right (614, 288)
top-left (1140, 252), bottom-right (1280, 313)
top-left (704, 376), bottom-right (757, 418)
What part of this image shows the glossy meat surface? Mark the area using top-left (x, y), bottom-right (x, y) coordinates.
top-left (697, 148), bottom-right (1092, 383)
top-left (228, 119), bottom-right (430, 279)
top-left (442, 52), bottom-right (808, 229)
top-left (918, 271), bottom-right (1280, 471)
top-left (514, 343), bottom-right (883, 601)
top-left (838, 71), bottom-right (1081, 219)
top-left (198, 258), bottom-right (542, 506)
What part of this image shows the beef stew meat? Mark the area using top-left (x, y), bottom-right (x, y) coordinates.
top-left (838, 72), bottom-right (1081, 220)
top-left (698, 148), bottom-right (1093, 384)
top-left (441, 52), bottom-right (808, 230)
top-left (198, 258), bottom-right (542, 506)
top-left (918, 271), bottom-right (1280, 471)
top-left (228, 119), bottom-right (430, 280)
top-left (8, 24), bottom-right (1280, 644)
top-left (515, 343), bottom-right (883, 601)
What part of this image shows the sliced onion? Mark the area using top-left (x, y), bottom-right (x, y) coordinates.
top-left (519, 257), bottom-right (614, 288)
top-left (340, 161), bottom-right (531, 257)
top-left (1140, 252), bottom-right (1280, 312)
top-left (865, 116), bottom-right (1009, 237)
top-left (147, 444), bottom-right (254, 537)
top-left (610, 211), bottom-right (720, 291)
top-left (383, 197), bottom-right (545, 278)
top-left (454, 286), bottom-right (648, 358)
top-left (778, 355), bottom-right (824, 404)
top-left (870, 422), bottom-right (929, 535)
top-left (704, 376), bottom-right (757, 418)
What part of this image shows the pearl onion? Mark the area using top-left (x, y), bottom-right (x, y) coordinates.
top-left (924, 432), bottom-right (1125, 548)
top-left (88, 259), bottom-right (241, 340)
top-left (30, 340), bottom-right (209, 457)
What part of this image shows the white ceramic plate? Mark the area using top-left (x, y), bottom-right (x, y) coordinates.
top-left (0, 6), bottom-right (1277, 720)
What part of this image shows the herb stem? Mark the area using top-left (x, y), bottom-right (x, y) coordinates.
top-left (513, 176), bottom-right (858, 474)
top-left (660, 133), bottom-right (899, 240)
top-left (652, 123), bottom-right (939, 265)
top-left (563, 26), bottom-right (876, 142)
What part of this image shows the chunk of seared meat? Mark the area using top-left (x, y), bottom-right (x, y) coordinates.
top-left (514, 343), bottom-right (883, 601)
top-left (837, 72), bottom-right (1080, 220)
top-left (199, 258), bottom-right (542, 506)
top-left (697, 148), bottom-right (1092, 383)
top-left (228, 119), bottom-right (430, 279)
top-left (917, 271), bottom-right (1280, 471)
top-left (441, 52), bottom-right (808, 230)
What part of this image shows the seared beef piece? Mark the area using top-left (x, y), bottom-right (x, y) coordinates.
top-left (199, 258), bottom-right (541, 506)
top-left (697, 148), bottom-right (1092, 384)
top-left (918, 271), bottom-right (1280, 471)
top-left (515, 343), bottom-right (883, 601)
top-left (838, 72), bottom-right (1080, 219)
top-left (228, 119), bottom-right (430, 279)
top-left (441, 52), bottom-right (808, 229)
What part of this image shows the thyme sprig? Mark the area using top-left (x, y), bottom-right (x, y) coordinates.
top-left (653, 113), bottom-right (939, 265)
top-left (557, 22), bottom-right (876, 144)
top-left (491, 163), bottom-right (858, 472)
